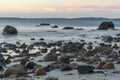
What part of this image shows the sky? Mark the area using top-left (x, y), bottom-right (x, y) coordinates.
top-left (0, 0), bottom-right (120, 18)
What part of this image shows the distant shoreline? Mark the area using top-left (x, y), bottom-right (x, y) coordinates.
top-left (0, 17), bottom-right (120, 20)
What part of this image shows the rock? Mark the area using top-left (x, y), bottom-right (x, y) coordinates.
top-left (50, 48), bottom-right (57, 53)
top-left (2, 25), bottom-right (18, 35)
top-left (40, 23), bottom-right (50, 26)
top-left (96, 61), bottom-right (106, 69)
top-left (116, 60), bottom-right (120, 64)
top-left (98, 22), bottom-right (115, 30)
top-left (61, 42), bottom-right (83, 53)
top-left (102, 62), bottom-right (115, 69)
top-left (3, 67), bottom-right (27, 77)
top-left (77, 65), bottom-right (95, 74)
top-left (0, 48), bottom-right (7, 53)
top-left (20, 49), bottom-right (29, 55)
top-left (55, 55), bottom-right (70, 64)
top-left (31, 38), bottom-right (35, 41)
top-left (51, 25), bottom-right (58, 28)
top-left (113, 44), bottom-right (119, 49)
top-left (20, 43), bottom-right (27, 49)
top-left (60, 64), bottom-right (72, 71)
top-left (87, 54), bottom-right (101, 64)
top-left (114, 37), bottom-right (120, 42)
top-left (4, 43), bottom-right (17, 49)
top-left (0, 53), bottom-right (5, 62)
top-left (26, 62), bottom-right (38, 69)
top-left (102, 36), bottom-right (113, 42)
top-left (87, 44), bottom-right (93, 50)
top-left (75, 28), bottom-right (84, 30)
top-left (63, 27), bottom-right (74, 30)
top-left (34, 67), bottom-right (46, 76)
top-left (44, 53), bottom-right (57, 61)
top-left (41, 48), bottom-right (48, 53)
top-left (11, 64), bottom-right (25, 69)
top-left (45, 77), bottom-right (58, 80)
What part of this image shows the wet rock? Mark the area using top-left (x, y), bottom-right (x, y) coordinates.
top-left (77, 65), bottom-right (95, 74)
top-left (87, 54), bottom-right (101, 64)
top-left (116, 34), bottom-right (120, 36)
top-left (51, 25), bottom-right (58, 28)
top-left (40, 23), bottom-right (50, 26)
top-left (14, 49), bottom-right (20, 53)
top-left (61, 42), bottom-right (83, 53)
top-left (50, 48), bottom-right (57, 53)
top-left (116, 60), bottom-right (120, 64)
top-left (63, 27), bottom-right (74, 30)
top-left (0, 53), bottom-right (5, 62)
top-left (87, 44), bottom-right (93, 50)
top-left (20, 49), bottom-right (29, 55)
top-left (112, 44), bottom-right (119, 49)
top-left (20, 43), bottom-right (27, 49)
top-left (60, 64), bottom-right (72, 71)
top-left (0, 48), bottom-right (7, 53)
top-left (55, 55), bottom-right (70, 64)
top-left (2, 25), bottom-right (17, 35)
top-left (41, 48), bottom-right (48, 53)
top-left (34, 67), bottom-right (46, 76)
top-left (98, 22), bottom-right (115, 30)
top-left (96, 61), bottom-right (106, 69)
top-left (26, 62), bottom-right (38, 69)
top-left (45, 77), bottom-right (58, 80)
top-left (3, 67), bottom-right (27, 77)
top-left (4, 43), bottom-right (17, 49)
top-left (44, 53), bottom-right (57, 61)
top-left (31, 38), bottom-right (35, 41)
top-left (102, 36), bottom-right (113, 42)
top-left (114, 37), bottom-right (120, 42)
top-left (102, 62), bottom-right (115, 69)
top-left (34, 42), bottom-right (47, 46)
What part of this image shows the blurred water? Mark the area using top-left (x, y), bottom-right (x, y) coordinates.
top-left (0, 18), bottom-right (119, 44)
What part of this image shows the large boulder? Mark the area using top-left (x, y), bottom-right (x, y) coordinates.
top-left (2, 25), bottom-right (17, 35)
top-left (98, 22), bottom-right (115, 30)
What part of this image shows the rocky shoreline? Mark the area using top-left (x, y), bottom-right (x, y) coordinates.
top-left (0, 22), bottom-right (120, 80)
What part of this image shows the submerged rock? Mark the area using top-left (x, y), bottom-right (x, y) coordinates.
top-left (98, 22), bottom-right (115, 30)
top-left (2, 25), bottom-right (17, 35)
top-left (63, 27), bottom-right (74, 30)
top-left (51, 25), bottom-right (58, 28)
top-left (40, 23), bottom-right (50, 26)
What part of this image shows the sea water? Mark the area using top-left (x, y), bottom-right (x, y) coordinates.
top-left (0, 18), bottom-right (120, 44)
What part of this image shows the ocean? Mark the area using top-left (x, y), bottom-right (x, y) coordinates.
top-left (0, 18), bottom-right (120, 44)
